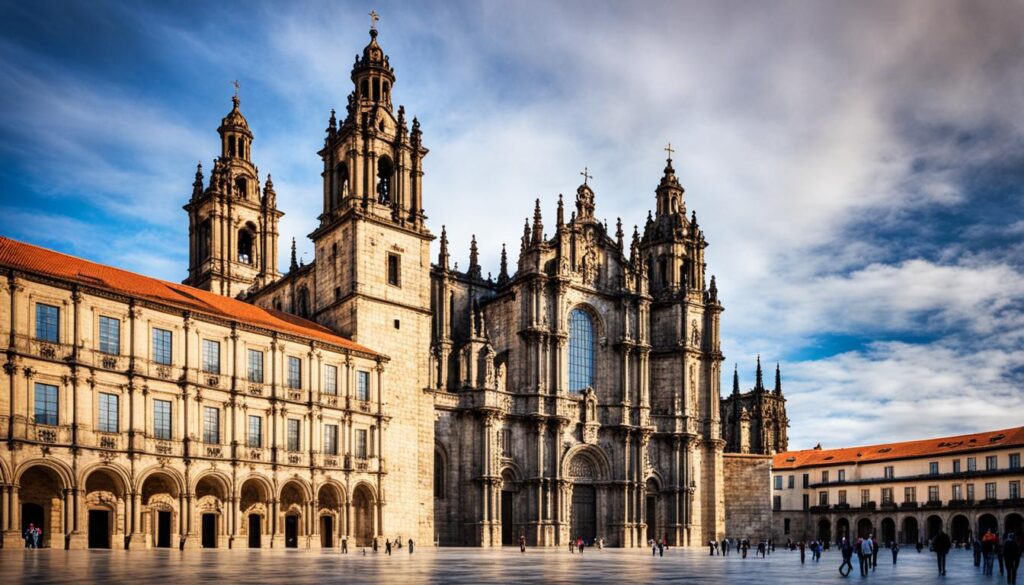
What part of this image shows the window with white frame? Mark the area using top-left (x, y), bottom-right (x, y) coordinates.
top-left (323, 424), bottom-right (339, 456)
top-left (248, 415), bottom-right (262, 448)
top-left (323, 365), bottom-right (338, 395)
top-left (152, 328), bottom-right (172, 365)
top-left (98, 392), bottom-right (119, 433)
top-left (35, 303), bottom-right (60, 342)
top-left (34, 382), bottom-right (59, 426)
top-left (247, 349), bottom-right (264, 383)
top-left (287, 356), bottom-right (301, 389)
top-left (203, 406), bottom-right (220, 443)
top-left (153, 399), bottom-right (171, 440)
top-left (99, 316), bottom-right (120, 355)
top-left (287, 419), bottom-right (300, 452)
top-left (202, 340), bottom-right (220, 374)
top-left (357, 370), bottom-right (370, 401)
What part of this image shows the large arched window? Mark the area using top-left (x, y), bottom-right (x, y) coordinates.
top-left (568, 309), bottom-right (595, 393)
top-left (376, 156), bottom-right (394, 204)
top-left (237, 225), bottom-right (255, 264)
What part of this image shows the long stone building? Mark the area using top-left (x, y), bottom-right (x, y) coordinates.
top-left (0, 25), bottom-right (786, 549)
top-left (771, 426), bottom-right (1024, 546)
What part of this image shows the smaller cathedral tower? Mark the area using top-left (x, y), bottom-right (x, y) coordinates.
top-left (184, 91), bottom-right (283, 297)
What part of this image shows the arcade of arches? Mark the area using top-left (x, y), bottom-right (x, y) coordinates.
top-left (810, 511), bottom-right (1024, 545)
top-left (0, 462), bottom-right (379, 550)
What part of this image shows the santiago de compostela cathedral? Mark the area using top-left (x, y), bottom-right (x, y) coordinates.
top-left (0, 25), bottom-right (788, 550)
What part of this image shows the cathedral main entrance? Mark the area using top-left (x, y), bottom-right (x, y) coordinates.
top-left (570, 485), bottom-right (596, 543)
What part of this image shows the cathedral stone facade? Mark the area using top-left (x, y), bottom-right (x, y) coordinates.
top-left (0, 26), bottom-right (786, 549)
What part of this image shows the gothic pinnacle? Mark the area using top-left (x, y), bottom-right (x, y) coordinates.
top-left (498, 243), bottom-right (509, 285)
top-left (289, 238), bottom-right (298, 272)
top-left (755, 354), bottom-right (764, 391)
top-left (438, 225), bottom-right (450, 270)
top-left (774, 363), bottom-right (782, 394)
top-left (616, 218), bottom-right (624, 251)
top-left (556, 194), bottom-right (565, 228)
top-left (708, 274), bottom-right (718, 302)
top-left (732, 364), bottom-right (740, 395)
top-left (192, 162), bottom-right (204, 199)
top-left (468, 234), bottom-right (481, 279)
top-left (521, 218), bottom-right (530, 253)
top-left (531, 199), bottom-right (544, 245)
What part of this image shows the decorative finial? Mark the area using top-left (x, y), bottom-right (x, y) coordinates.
top-left (755, 354), bottom-right (764, 391)
top-left (289, 238), bottom-right (298, 272)
top-left (232, 79), bottom-right (241, 97)
top-left (439, 225), bottom-right (450, 270)
top-left (774, 363), bottom-right (782, 394)
top-left (531, 199), bottom-right (544, 245)
top-left (664, 141), bottom-right (675, 163)
top-left (468, 234), bottom-right (481, 279)
top-left (369, 10), bottom-right (379, 30)
top-left (498, 243), bottom-right (509, 285)
top-left (580, 166), bottom-right (592, 186)
top-left (732, 363), bottom-right (740, 395)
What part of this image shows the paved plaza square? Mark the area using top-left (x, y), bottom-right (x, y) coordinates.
top-left (0, 546), bottom-right (1007, 584)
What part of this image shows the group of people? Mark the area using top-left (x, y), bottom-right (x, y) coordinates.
top-left (968, 529), bottom-right (1021, 583)
top-left (795, 539), bottom-right (825, 563)
top-left (22, 523), bottom-right (42, 548)
top-left (705, 538), bottom-right (774, 559)
top-left (360, 537), bottom-right (414, 556)
top-left (569, 535), bottom-right (601, 553)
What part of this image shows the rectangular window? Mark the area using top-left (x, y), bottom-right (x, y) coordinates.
top-left (248, 415), bottom-right (262, 448)
top-left (203, 406), bottom-right (220, 443)
top-left (904, 486), bottom-right (916, 503)
top-left (967, 484), bottom-right (975, 501)
top-left (788, 475), bottom-right (794, 489)
top-left (323, 365), bottom-right (338, 395)
top-left (861, 489), bottom-right (871, 506)
top-left (837, 469), bottom-right (846, 482)
top-left (985, 482), bottom-right (997, 500)
top-left (773, 495), bottom-right (781, 511)
top-left (953, 459), bottom-right (961, 473)
top-left (35, 303), bottom-right (60, 342)
top-left (357, 371), bottom-right (370, 401)
top-left (967, 457), bottom-right (977, 472)
top-left (838, 490), bottom-right (847, 505)
top-left (1010, 481), bottom-right (1020, 499)
top-left (33, 382), bottom-right (59, 426)
top-left (881, 487), bottom-right (893, 504)
top-left (502, 429), bottom-right (512, 456)
top-left (356, 429), bottom-right (368, 459)
top-left (986, 455), bottom-right (998, 471)
top-left (287, 419), bottom-right (300, 452)
top-left (99, 316), bottom-right (120, 355)
top-left (784, 518), bottom-right (791, 535)
top-left (153, 399), bottom-right (171, 440)
top-left (818, 491), bottom-right (828, 506)
top-left (152, 328), bottom-right (172, 365)
top-left (802, 494), bottom-right (809, 510)
top-left (387, 253), bottom-right (401, 287)
top-left (884, 466), bottom-right (894, 479)
top-left (802, 473), bottom-right (809, 488)
top-left (952, 484), bottom-right (962, 500)
top-left (98, 392), bottom-right (119, 433)
top-left (323, 424), bottom-right (339, 456)
top-left (202, 340), bottom-right (220, 374)
top-left (287, 356), bottom-right (301, 389)
top-left (929, 461), bottom-right (939, 475)
top-left (1011, 453), bottom-right (1021, 470)
top-left (247, 349), bottom-right (264, 383)
top-left (774, 476), bottom-right (783, 490)
top-left (928, 485), bottom-right (939, 502)
top-left (822, 470), bottom-right (829, 483)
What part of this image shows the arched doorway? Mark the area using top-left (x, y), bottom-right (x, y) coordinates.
top-left (978, 513), bottom-right (998, 538)
top-left (194, 475), bottom-right (228, 549)
top-left (951, 514), bottom-right (970, 543)
top-left (239, 478), bottom-right (270, 549)
top-left (1006, 513), bottom-right (1023, 538)
top-left (317, 483), bottom-right (344, 549)
top-left (901, 516), bottom-right (919, 544)
top-left (818, 518), bottom-right (832, 542)
top-left (857, 517), bottom-right (873, 539)
top-left (500, 470), bottom-right (517, 546)
top-left (84, 468), bottom-right (127, 549)
top-left (352, 484), bottom-right (375, 547)
top-left (19, 465), bottom-right (66, 548)
top-left (567, 453), bottom-right (600, 545)
top-left (645, 479), bottom-right (660, 544)
top-left (926, 515), bottom-right (943, 541)
top-left (141, 471), bottom-right (180, 549)
top-left (880, 517), bottom-right (896, 544)
top-left (279, 481), bottom-right (308, 549)
top-left (836, 517), bottom-right (850, 542)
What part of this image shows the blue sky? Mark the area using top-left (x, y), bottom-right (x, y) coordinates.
top-left (2, 0), bottom-right (1022, 450)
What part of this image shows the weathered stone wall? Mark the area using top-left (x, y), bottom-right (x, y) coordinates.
top-left (723, 454), bottom-right (773, 541)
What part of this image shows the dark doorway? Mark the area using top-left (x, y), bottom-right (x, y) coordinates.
top-left (570, 485), bottom-right (597, 544)
top-left (978, 514), bottom-right (998, 537)
top-left (951, 514), bottom-right (970, 543)
top-left (285, 515), bottom-right (299, 548)
top-left (321, 516), bottom-right (333, 549)
top-left (248, 514), bottom-right (261, 548)
top-left (857, 518), bottom-right (873, 538)
top-left (157, 511), bottom-right (172, 548)
top-left (201, 514), bottom-right (217, 548)
top-left (88, 510), bottom-right (110, 549)
top-left (646, 495), bottom-right (657, 543)
top-left (818, 518), bottom-right (832, 543)
top-left (836, 518), bottom-right (850, 542)
top-left (926, 515), bottom-right (943, 540)
top-left (21, 503), bottom-right (45, 548)
top-left (902, 517), bottom-right (919, 544)
top-left (880, 517), bottom-right (896, 544)
top-left (501, 490), bottom-right (514, 545)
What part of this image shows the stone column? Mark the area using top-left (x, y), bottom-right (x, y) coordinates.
top-left (127, 491), bottom-right (144, 549)
top-left (1, 486), bottom-right (19, 548)
top-left (67, 488), bottom-right (86, 550)
top-left (182, 494), bottom-right (199, 549)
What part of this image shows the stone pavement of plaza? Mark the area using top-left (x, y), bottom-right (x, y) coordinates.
top-left (0, 546), bottom-right (1006, 584)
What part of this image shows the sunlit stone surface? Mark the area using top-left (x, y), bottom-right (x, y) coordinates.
top-left (0, 547), bottom-right (1002, 584)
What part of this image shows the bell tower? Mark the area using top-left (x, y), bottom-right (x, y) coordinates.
top-left (184, 90), bottom-right (282, 297)
top-left (309, 23), bottom-right (434, 544)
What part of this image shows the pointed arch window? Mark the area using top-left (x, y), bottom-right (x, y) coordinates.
top-left (568, 309), bottom-right (595, 393)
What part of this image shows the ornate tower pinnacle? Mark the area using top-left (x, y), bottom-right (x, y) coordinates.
top-left (531, 199), bottom-right (544, 245)
top-left (192, 162), bottom-right (204, 200)
top-left (556, 193), bottom-right (565, 228)
top-left (774, 363), bottom-right (782, 394)
top-left (755, 354), bottom-right (764, 391)
top-left (733, 363), bottom-right (740, 395)
top-left (438, 225), bottom-right (450, 270)
top-left (468, 234), bottom-right (481, 279)
top-left (289, 237), bottom-right (298, 272)
top-left (498, 243), bottom-right (509, 285)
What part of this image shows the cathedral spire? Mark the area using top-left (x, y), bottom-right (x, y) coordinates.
top-left (521, 218), bottom-right (530, 253)
top-left (468, 235), bottom-right (481, 279)
top-left (438, 225), bottom-right (450, 270)
top-left (556, 193), bottom-right (565, 228)
top-left (262, 173), bottom-right (276, 208)
top-left (192, 162), bottom-right (204, 200)
top-left (755, 354), bottom-right (765, 392)
top-left (774, 363), bottom-right (782, 394)
top-left (630, 225), bottom-right (641, 268)
top-left (655, 142), bottom-right (684, 217)
top-left (616, 217), bottom-right (624, 252)
top-left (498, 244), bottom-right (509, 285)
top-left (531, 199), bottom-right (544, 245)
top-left (289, 237), bottom-right (298, 272)
top-left (732, 363), bottom-right (740, 395)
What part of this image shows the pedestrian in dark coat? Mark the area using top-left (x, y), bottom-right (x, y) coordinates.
top-left (1003, 534), bottom-right (1021, 585)
top-left (933, 529), bottom-right (952, 576)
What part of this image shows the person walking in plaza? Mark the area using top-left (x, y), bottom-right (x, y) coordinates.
top-left (709, 539), bottom-right (716, 555)
top-left (519, 534), bottom-right (526, 553)
top-left (385, 539), bottom-right (392, 555)
top-left (658, 538), bottom-right (665, 557)
top-left (341, 534), bottom-right (348, 554)
top-left (984, 529), bottom-right (1000, 575)
top-left (975, 535), bottom-right (984, 567)
top-left (871, 535), bottom-right (879, 569)
top-left (721, 538), bottom-right (729, 556)
top-left (859, 536), bottom-right (873, 576)
top-left (408, 538), bottom-right (414, 554)
top-left (839, 537), bottom-right (854, 577)
top-left (891, 541), bottom-right (899, 565)
top-left (1003, 533), bottom-right (1021, 585)
top-left (933, 528), bottom-right (952, 576)
top-left (577, 536), bottom-right (585, 554)
top-left (799, 540), bottom-right (805, 564)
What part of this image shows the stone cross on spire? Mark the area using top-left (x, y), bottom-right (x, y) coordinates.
top-left (580, 166), bottom-right (592, 185)
top-left (664, 142), bottom-right (675, 162)
top-left (231, 79), bottom-right (241, 97)
top-left (369, 10), bottom-right (379, 30)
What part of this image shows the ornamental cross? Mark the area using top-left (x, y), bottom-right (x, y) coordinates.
top-left (369, 10), bottom-right (379, 30)
top-left (580, 166), bottom-right (592, 185)
top-left (231, 79), bottom-right (241, 96)
top-left (664, 142), bottom-right (675, 161)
